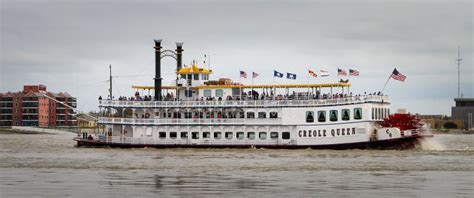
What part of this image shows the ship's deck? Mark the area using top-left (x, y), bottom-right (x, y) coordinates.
top-left (99, 95), bottom-right (389, 108)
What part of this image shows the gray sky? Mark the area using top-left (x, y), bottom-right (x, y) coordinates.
top-left (1, 0), bottom-right (473, 115)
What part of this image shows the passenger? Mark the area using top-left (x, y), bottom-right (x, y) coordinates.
top-left (98, 96), bottom-right (102, 100)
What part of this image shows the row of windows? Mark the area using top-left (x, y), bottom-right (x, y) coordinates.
top-left (306, 108), bottom-right (363, 123)
top-left (203, 89), bottom-right (223, 97)
top-left (181, 74), bottom-right (209, 81)
top-left (372, 108), bottom-right (390, 120)
top-left (156, 131), bottom-right (291, 140)
top-left (158, 111), bottom-right (279, 119)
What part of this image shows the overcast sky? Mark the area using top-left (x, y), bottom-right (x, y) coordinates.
top-left (1, 0), bottom-right (472, 115)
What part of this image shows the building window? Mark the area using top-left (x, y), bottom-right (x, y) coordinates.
top-left (270, 132), bottom-right (278, 139)
top-left (354, 108), bottom-right (362, 120)
top-left (203, 90), bottom-right (212, 97)
top-left (246, 112), bottom-right (255, 119)
top-left (216, 89), bottom-right (224, 97)
top-left (203, 132), bottom-right (211, 139)
top-left (342, 109), bottom-right (350, 121)
top-left (269, 112), bottom-right (278, 118)
top-left (330, 110), bottom-right (338, 122)
top-left (225, 132), bottom-right (233, 139)
top-left (306, 111), bottom-right (314, 123)
top-left (318, 111), bottom-right (326, 122)
top-left (180, 74), bottom-right (186, 79)
top-left (258, 112), bottom-right (266, 118)
top-left (170, 132), bottom-right (177, 139)
top-left (237, 132), bottom-right (244, 140)
top-left (247, 132), bottom-right (255, 140)
top-left (187, 74), bottom-right (192, 80)
top-left (181, 132), bottom-right (188, 139)
top-left (259, 132), bottom-right (267, 140)
top-left (192, 132), bottom-right (199, 139)
top-left (372, 108), bottom-right (375, 119)
top-left (193, 74), bottom-right (199, 80)
top-left (214, 132), bottom-right (222, 139)
top-left (282, 132), bottom-right (290, 139)
top-left (159, 132), bottom-right (166, 139)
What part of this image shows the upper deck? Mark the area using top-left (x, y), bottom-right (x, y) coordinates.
top-left (99, 95), bottom-right (390, 109)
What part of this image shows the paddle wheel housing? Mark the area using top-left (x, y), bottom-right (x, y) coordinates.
top-left (380, 113), bottom-right (422, 131)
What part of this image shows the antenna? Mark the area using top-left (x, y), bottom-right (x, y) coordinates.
top-left (456, 46), bottom-right (462, 98)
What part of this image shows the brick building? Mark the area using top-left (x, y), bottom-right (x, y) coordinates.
top-left (0, 85), bottom-right (77, 127)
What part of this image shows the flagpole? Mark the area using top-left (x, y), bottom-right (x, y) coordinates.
top-left (381, 74), bottom-right (392, 93)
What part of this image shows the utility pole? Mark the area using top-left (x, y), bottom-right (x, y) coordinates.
top-left (109, 64), bottom-right (113, 100)
top-left (456, 46), bottom-right (462, 98)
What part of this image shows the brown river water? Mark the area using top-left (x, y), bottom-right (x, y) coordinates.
top-left (0, 132), bottom-right (473, 197)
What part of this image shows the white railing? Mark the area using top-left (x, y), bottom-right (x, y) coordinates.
top-left (101, 136), bottom-right (297, 146)
top-left (99, 95), bottom-right (389, 108)
top-left (98, 117), bottom-right (282, 125)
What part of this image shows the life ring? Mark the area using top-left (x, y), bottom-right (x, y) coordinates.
top-left (145, 113), bottom-right (150, 118)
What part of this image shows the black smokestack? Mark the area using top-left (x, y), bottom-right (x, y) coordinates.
top-left (176, 42), bottom-right (183, 72)
top-left (154, 39), bottom-right (162, 101)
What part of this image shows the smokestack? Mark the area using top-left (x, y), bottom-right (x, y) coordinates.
top-left (154, 39), bottom-right (162, 101)
top-left (176, 42), bottom-right (183, 72)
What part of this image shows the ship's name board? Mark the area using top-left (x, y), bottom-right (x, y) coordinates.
top-left (298, 128), bottom-right (356, 138)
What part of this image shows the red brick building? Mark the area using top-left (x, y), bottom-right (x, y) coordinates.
top-left (0, 85), bottom-right (77, 127)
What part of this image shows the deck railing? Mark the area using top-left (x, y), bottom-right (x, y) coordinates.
top-left (98, 117), bottom-right (282, 125)
top-left (99, 95), bottom-right (389, 108)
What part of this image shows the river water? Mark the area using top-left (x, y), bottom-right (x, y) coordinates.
top-left (0, 132), bottom-right (472, 197)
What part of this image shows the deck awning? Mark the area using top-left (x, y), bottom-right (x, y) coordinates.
top-left (132, 83), bottom-right (350, 90)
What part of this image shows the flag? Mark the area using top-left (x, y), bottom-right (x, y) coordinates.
top-left (320, 70), bottom-right (329, 77)
top-left (274, 70), bottom-right (284, 78)
top-left (287, 72), bottom-right (297, 79)
top-left (349, 69), bottom-right (359, 76)
top-left (252, 72), bottom-right (259, 78)
top-left (240, 71), bottom-right (247, 78)
top-left (308, 69), bottom-right (317, 77)
top-left (391, 68), bottom-right (406, 82)
top-left (338, 68), bottom-right (347, 76)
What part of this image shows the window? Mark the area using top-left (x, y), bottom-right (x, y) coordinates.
top-left (330, 110), bottom-right (338, 122)
top-left (247, 132), bottom-right (255, 140)
top-left (159, 132), bottom-right (167, 139)
top-left (184, 112), bottom-right (192, 119)
top-left (193, 74), bottom-right (199, 80)
top-left (180, 132), bottom-right (188, 139)
top-left (238, 112), bottom-right (245, 118)
top-left (306, 111), bottom-right (314, 123)
top-left (372, 108), bottom-right (375, 119)
top-left (237, 132), bottom-right (244, 140)
top-left (203, 132), bottom-right (210, 139)
top-left (216, 89), bottom-right (224, 97)
top-left (259, 132), bottom-right (267, 140)
top-left (270, 132), bottom-right (278, 140)
top-left (187, 74), bottom-right (192, 80)
top-left (269, 112), bottom-right (278, 118)
top-left (185, 90), bottom-right (192, 97)
top-left (318, 111), bottom-right (326, 122)
top-left (247, 112), bottom-right (255, 118)
top-left (258, 112), bottom-right (266, 118)
top-left (203, 90), bottom-right (212, 97)
top-left (180, 74), bottom-right (186, 79)
top-left (342, 109), bottom-right (350, 121)
top-left (354, 108), bottom-right (362, 120)
top-left (225, 132), bottom-right (233, 139)
top-left (214, 132), bottom-right (222, 139)
top-left (192, 132), bottom-right (199, 139)
top-left (282, 132), bottom-right (290, 139)
top-left (170, 132), bottom-right (177, 139)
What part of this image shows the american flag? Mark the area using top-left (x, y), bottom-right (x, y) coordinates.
top-left (391, 68), bottom-right (406, 82)
top-left (349, 69), bottom-right (359, 76)
top-left (252, 72), bottom-right (259, 78)
top-left (308, 69), bottom-right (317, 77)
top-left (240, 71), bottom-right (247, 78)
top-left (338, 68), bottom-right (347, 76)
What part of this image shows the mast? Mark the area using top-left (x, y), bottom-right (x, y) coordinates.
top-left (456, 46), bottom-right (462, 98)
top-left (109, 64), bottom-right (112, 100)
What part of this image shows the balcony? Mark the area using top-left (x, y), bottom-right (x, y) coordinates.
top-left (99, 95), bottom-right (390, 109)
top-left (98, 117), bottom-right (282, 125)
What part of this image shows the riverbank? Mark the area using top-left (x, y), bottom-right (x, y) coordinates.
top-left (431, 129), bottom-right (474, 134)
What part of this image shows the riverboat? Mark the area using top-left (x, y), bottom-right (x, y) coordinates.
top-left (74, 40), bottom-right (432, 149)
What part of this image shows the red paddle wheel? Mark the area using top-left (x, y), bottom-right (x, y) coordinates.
top-left (381, 114), bottom-right (422, 131)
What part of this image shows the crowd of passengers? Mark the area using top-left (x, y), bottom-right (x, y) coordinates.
top-left (99, 91), bottom-right (385, 101)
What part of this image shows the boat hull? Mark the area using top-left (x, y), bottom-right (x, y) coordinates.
top-left (74, 135), bottom-right (431, 150)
